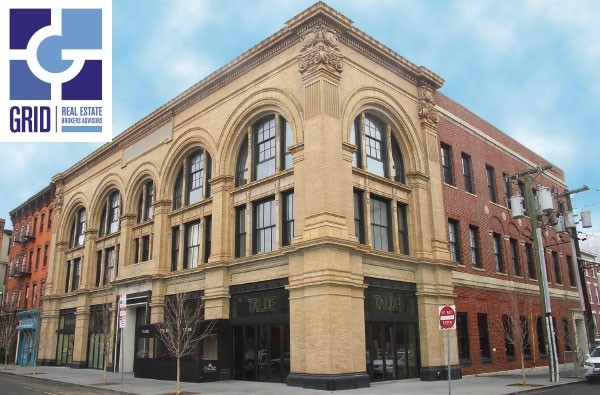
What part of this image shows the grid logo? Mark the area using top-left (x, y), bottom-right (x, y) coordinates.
top-left (1, 0), bottom-right (112, 142)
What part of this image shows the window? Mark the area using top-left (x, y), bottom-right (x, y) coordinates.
top-left (43, 244), bottom-right (48, 267)
top-left (282, 191), bottom-right (294, 247)
top-left (397, 203), bottom-right (409, 255)
top-left (47, 208), bottom-right (53, 229)
top-left (562, 318), bottom-right (573, 352)
top-left (40, 281), bottom-right (45, 307)
top-left (457, 312), bottom-right (470, 361)
top-left (448, 219), bottom-right (461, 263)
top-left (204, 216), bottom-right (212, 263)
top-left (525, 242), bottom-right (536, 279)
top-left (536, 316), bottom-right (547, 356)
top-left (509, 238), bottom-right (521, 277)
top-left (132, 236), bottom-right (150, 263)
top-left (352, 112), bottom-right (405, 182)
top-left (32, 284), bottom-right (37, 308)
top-left (503, 173), bottom-right (512, 209)
top-left (25, 285), bottom-right (30, 309)
top-left (99, 191), bottom-right (121, 236)
top-left (71, 257), bottom-right (81, 292)
top-left (503, 315), bottom-right (515, 359)
top-left (184, 221), bottom-right (200, 269)
top-left (234, 206), bottom-right (246, 258)
top-left (521, 316), bottom-right (532, 358)
top-left (35, 247), bottom-right (41, 270)
top-left (33, 217), bottom-right (38, 237)
top-left (353, 190), bottom-right (365, 244)
top-left (134, 238), bottom-right (140, 264)
top-left (440, 143), bottom-right (454, 185)
top-left (171, 226), bottom-right (180, 271)
top-left (477, 313), bottom-right (491, 361)
top-left (69, 207), bottom-right (86, 248)
top-left (469, 225), bottom-right (481, 268)
top-left (235, 114), bottom-right (293, 187)
top-left (552, 251), bottom-right (562, 284)
top-left (486, 165), bottom-right (497, 203)
top-left (137, 180), bottom-right (154, 222)
top-left (104, 247), bottom-right (117, 285)
top-left (173, 149), bottom-right (212, 209)
top-left (141, 235), bottom-right (150, 262)
top-left (567, 256), bottom-right (576, 287)
top-left (253, 198), bottom-right (275, 254)
top-left (493, 233), bottom-right (505, 273)
top-left (370, 196), bottom-right (392, 252)
top-left (462, 153), bottom-right (474, 194)
top-left (40, 213), bottom-right (45, 233)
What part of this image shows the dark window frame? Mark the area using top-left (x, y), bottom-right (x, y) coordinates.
top-left (510, 238), bottom-right (522, 277)
top-left (282, 191), bottom-right (294, 247)
top-left (469, 225), bottom-right (482, 268)
top-left (448, 219), bottom-right (461, 263)
top-left (493, 233), bottom-right (505, 273)
top-left (440, 143), bottom-right (455, 185)
top-left (477, 313), bottom-right (491, 361)
top-left (486, 165), bottom-right (497, 203)
top-left (253, 197), bottom-right (276, 254)
top-left (370, 195), bottom-right (392, 252)
top-left (462, 152), bottom-right (475, 194)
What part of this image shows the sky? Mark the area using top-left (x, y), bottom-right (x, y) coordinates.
top-left (2, 0), bottom-right (600, 254)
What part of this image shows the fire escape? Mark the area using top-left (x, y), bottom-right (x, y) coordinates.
top-left (8, 228), bottom-right (34, 279)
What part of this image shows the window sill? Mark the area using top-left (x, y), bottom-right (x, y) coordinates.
top-left (459, 359), bottom-right (472, 365)
top-left (481, 358), bottom-right (492, 364)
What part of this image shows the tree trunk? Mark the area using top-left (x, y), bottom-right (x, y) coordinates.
top-left (176, 357), bottom-right (181, 394)
top-left (520, 352), bottom-right (526, 385)
top-left (103, 352), bottom-right (108, 385)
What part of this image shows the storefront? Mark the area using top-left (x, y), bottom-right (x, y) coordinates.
top-left (364, 278), bottom-right (420, 382)
top-left (230, 279), bottom-right (290, 383)
top-left (56, 308), bottom-right (75, 366)
top-left (16, 310), bottom-right (40, 366)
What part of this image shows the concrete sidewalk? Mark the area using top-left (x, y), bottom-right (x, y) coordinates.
top-left (0, 364), bottom-right (588, 395)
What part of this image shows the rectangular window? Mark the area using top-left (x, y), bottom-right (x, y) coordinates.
top-left (104, 247), bottom-right (116, 285)
top-left (521, 316), bottom-right (532, 358)
top-left (397, 203), bottom-right (409, 255)
top-left (536, 316), bottom-right (547, 356)
top-left (462, 153), bottom-right (475, 194)
top-left (95, 251), bottom-right (102, 287)
top-left (43, 244), bottom-right (48, 267)
top-left (71, 257), bottom-right (81, 291)
top-left (503, 173), bottom-right (512, 209)
top-left (282, 191), bottom-right (294, 247)
top-left (525, 243), bottom-right (536, 279)
top-left (204, 215), bottom-right (212, 263)
top-left (48, 208), bottom-right (53, 229)
top-left (448, 219), bottom-right (461, 263)
top-left (567, 256), bottom-right (576, 287)
top-left (235, 206), bottom-right (246, 258)
top-left (510, 238), bottom-right (522, 277)
top-left (469, 225), bottom-right (482, 268)
top-left (351, 118), bottom-right (362, 168)
top-left (40, 213), bottom-right (45, 233)
top-left (187, 152), bottom-right (204, 205)
top-left (24, 285), bottom-right (29, 309)
top-left (184, 221), bottom-right (200, 269)
top-left (486, 165), bottom-right (497, 203)
top-left (503, 314), bottom-right (515, 359)
top-left (477, 313), bottom-right (491, 361)
top-left (457, 312), bottom-right (470, 361)
top-left (552, 251), bottom-right (562, 284)
top-left (440, 143), bottom-right (454, 185)
top-left (65, 261), bottom-right (71, 293)
top-left (254, 116), bottom-right (277, 180)
top-left (171, 226), bottom-right (180, 272)
top-left (281, 117), bottom-right (293, 170)
top-left (364, 115), bottom-right (387, 177)
top-left (253, 198), bottom-right (276, 254)
top-left (35, 247), bottom-right (41, 270)
top-left (141, 235), bottom-right (150, 262)
top-left (493, 233), bottom-right (505, 273)
top-left (353, 190), bottom-right (365, 244)
top-left (134, 238), bottom-right (140, 264)
top-left (370, 196), bottom-right (392, 252)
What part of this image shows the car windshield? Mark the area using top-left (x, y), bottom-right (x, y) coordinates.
top-left (591, 348), bottom-right (600, 358)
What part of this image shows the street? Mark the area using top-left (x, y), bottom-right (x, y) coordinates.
top-left (0, 372), bottom-right (119, 395)
top-left (529, 381), bottom-right (598, 394)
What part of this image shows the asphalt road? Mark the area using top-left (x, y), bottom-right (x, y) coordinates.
top-left (528, 381), bottom-right (599, 394)
top-left (0, 373), bottom-right (118, 395)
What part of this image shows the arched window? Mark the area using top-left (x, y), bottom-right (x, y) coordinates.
top-left (99, 190), bottom-right (121, 236)
top-left (69, 207), bottom-right (86, 248)
top-left (351, 112), bottom-right (405, 183)
top-left (235, 114), bottom-right (293, 187)
top-left (173, 149), bottom-right (212, 210)
top-left (137, 180), bottom-right (154, 223)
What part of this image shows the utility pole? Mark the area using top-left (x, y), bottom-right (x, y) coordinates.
top-left (508, 165), bottom-right (559, 382)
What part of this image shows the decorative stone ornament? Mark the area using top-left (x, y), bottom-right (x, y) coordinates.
top-left (298, 24), bottom-right (344, 76)
top-left (418, 85), bottom-right (439, 126)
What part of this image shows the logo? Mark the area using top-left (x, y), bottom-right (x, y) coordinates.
top-left (1, 0), bottom-right (112, 142)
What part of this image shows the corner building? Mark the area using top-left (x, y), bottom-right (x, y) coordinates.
top-left (43, 3), bottom-right (465, 389)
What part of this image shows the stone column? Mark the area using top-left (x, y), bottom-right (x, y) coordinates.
top-left (71, 297), bottom-right (90, 368)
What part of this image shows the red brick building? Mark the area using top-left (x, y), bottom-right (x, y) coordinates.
top-left (437, 93), bottom-right (585, 375)
top-left (6, 184), bottom-right (55, 366)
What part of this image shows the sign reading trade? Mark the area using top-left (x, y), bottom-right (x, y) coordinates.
top-left (439, 304), bottom-right (456, 330)
top-left (119, 294), bottom-right (126, 329)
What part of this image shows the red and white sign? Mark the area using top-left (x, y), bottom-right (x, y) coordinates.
top-left (118, 294), bottom-right (127, 329)
top-left (439, 304), bottom-right (456, 330)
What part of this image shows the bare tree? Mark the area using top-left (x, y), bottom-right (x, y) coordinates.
top-left (156, 288), bottom-right (215, 395)
top-left (0, 308), bottom-right (19, 369)
top-left (88, 303), bottom-right (118, 385)
top-left (497, 288), bottom-right (535, 386)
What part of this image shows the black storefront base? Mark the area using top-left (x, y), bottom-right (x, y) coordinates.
top-left (69, 361), bottom-right (88, 369)
top-left (287, 372), bottom-right (370, 391)
top-left (420, 365), bottom-right (462, 381)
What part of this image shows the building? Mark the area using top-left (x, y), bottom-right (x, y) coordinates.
top-left (581, 250), bottom-right (600, 344)
top-left (0, 218), bottom-right (12, 308)
top-left (437, 94), bottom-right (587, 374)
top-left (37, 2), bottom-right (585, 389)
top-left (6, 184), bottom-right (55, 366)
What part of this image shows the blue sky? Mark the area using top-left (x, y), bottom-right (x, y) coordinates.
top-left (2, 0), bottom-right (600, 253)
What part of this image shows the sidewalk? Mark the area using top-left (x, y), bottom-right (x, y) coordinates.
top-left (0, 363), bottom-right (587, 395)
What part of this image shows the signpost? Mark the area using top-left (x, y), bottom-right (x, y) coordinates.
top-left (439, 304), bottom-right (456, 395)
top-left (119, 295), bottom-right (126, 385)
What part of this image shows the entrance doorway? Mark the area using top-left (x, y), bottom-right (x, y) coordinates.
top-left (365, 323), bottom-right (419, 381)
top-left (232, 323), bottom-right (289, 382)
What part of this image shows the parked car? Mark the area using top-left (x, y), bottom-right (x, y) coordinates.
top-left (584, 346), bottom-right (600, 382)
